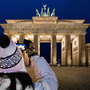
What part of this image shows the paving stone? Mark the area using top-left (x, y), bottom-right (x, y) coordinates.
top-left (26, 66), bottom-right (90, 90)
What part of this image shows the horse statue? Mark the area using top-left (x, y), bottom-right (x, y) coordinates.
top-left (36, 9), bottom-right (40, 16)
top-left (51, 8), bottom-right (55, 16)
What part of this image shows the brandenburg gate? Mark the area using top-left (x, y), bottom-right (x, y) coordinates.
top-left (0, 6), bottom-right (90, 66)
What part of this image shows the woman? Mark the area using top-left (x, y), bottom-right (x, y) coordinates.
top-left (0, 35), bottom-right (58, 90)
top-left (0, 34), bottom-right (34, 90)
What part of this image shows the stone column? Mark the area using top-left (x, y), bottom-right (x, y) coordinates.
top-left (19, 33), bottom-right (25, 44)
top-left (85, 43), bottom-right (90, 66)
top-left (34, 34), bottom-right (38, 54)
top-left (79, 34), bottom-right (86, 66)
top-left (61, 34), bottom-right (71, 66)
top-left (51, 35), bottom-right (57, 65)
top-left (65, 34), bottom-right (71, 66)
top-left (72, 35), bottom-right (79, 66)
top-left (38, 35), bottom-right (40, 56)
top-left (61, 37), bottom-right (66, 66)
top-left (23, 51), bottom-right (29, 65)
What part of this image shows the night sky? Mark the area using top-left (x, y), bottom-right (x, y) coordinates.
top-left (0, 0), bottom-right (90, 63)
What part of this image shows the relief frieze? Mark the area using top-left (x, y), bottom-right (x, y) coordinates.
top-left (62, 47), bottom-right (65, 52)
top-left (73, 47), bottom-right (78, 52)
top-left (4, 24), bottom-right (87, 34)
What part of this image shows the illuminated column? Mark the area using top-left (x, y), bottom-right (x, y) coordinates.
top-left (72, 35), bottom-right (79, 66)
top-left (61, 34), bottom-right (71, 66)
top-left (51, 35), bottom-right (57, 65)
top-left (19, 33), bottom-right (25, 43)
top-left (34, 34), bottom-right (38, 54)
top-left (38, 35), bottom-right (40, 56)
top-left (66, 34), bottom-right (71, 66)
top-left (61, 36), bottom-right (65, 66)
top-left (23, 51), bottom-right (29, 65)
top-left (85, 44), bottom-right (90, 66)
top-left (72, 40), bottom-right (74, 66)
top-left (79, 34), bottom-right (86, 66)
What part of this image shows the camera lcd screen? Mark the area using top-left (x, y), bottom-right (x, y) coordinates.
top-left (16, 44), bottom-right (25, 50)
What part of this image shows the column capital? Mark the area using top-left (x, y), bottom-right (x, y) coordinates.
top-left (33, 32), bottom-right (38, 35)
top-left (63, 33), bottom-right (71, 37)
top-left (51, 32), bottom-right (57, 35)
top-left (18, 32), bottom-right (25, 35)
top-left (80, 33), bottom-right (87, 35)
top-left (51, 34), bottom-right (56, 36)
top-left (76, 33), bottom-right (86, 36)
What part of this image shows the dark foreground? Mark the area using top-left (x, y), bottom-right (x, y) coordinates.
top-left (26, 66), bottom-right (90, 90)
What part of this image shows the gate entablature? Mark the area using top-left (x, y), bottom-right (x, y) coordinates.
top-left (0, 17), bottom-right (89, 35)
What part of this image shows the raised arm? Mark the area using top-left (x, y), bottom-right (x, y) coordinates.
top-left (24, 39), bottom-right (58, 90)
top-left (30, 56), bottom-right (58, 90)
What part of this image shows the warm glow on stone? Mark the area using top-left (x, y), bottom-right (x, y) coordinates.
top-left (0, 16), bottom-right (90, 66)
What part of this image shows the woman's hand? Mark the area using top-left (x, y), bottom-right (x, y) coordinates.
top-left (26, 44), bottom-right (38, 58)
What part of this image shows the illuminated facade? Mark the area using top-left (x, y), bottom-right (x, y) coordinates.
top-left (0, 16), bottom-right (90, 66)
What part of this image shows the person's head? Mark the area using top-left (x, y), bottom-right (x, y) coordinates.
top-left (24, 39), bottom-right (32, 50)
top-left (24, 39), bottom-right (38, 58)
top-left (0, 34), bottom-right (10, 48)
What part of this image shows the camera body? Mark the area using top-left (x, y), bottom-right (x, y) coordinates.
top-left (24, 39), bottom-right (38, 57)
